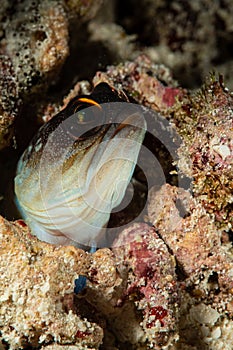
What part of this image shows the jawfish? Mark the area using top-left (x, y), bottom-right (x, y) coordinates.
top-left (14, 83), bottom-right (146, 249)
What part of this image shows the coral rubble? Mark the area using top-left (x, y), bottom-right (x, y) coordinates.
top-left (172, 77), bottom-right (233, 231)
top-left (148, 184), bottom-right (233, 349)
top-left (0, 56), bottom-right (20, 149)
top-left (117, 0), bottom-right (233, 89)
top-left (0, 216), bottom-right (103, 349)
top-left (0, 0), bottom-right (233, 349)
top-left (0, 0), bottom-right (102, 150)
top-left (1, 53), bottom-right (233, 349)
top-left (112, 223), bottom-right (179, 349)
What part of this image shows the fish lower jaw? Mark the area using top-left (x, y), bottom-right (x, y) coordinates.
top-left (24, 216), bottom-right (106, 250)
top-left (23, 218), bottom-right (80, 247)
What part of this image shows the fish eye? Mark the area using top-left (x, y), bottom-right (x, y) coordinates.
top-left (76, 106), bottom-right (102, 125)
top-left (62, 99), bottom-right (105, 141)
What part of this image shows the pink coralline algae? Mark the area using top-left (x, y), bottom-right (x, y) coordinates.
top-left (148, 184), bottom-right (233, 320)
top-left (112, 223), bottom-right (179, 348)
top-left (93, 55), bottom-right (184, 112)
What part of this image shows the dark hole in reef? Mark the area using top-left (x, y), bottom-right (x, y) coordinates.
top-left (212, 14), bottom-right (233, 65)
top-left (185, 284), bottom-right (195, 294)
top-left (33, 30), bottom-right (47, 42)
top-left (107, 164), bottom-right (148, 229)
top-left (49, 24), bottom-right (118, 97)
top-left (74, 295), bottom-right (104, 327)
top-left (142, 129), bottom-right (179, 187)
top-left (107, 118), bottom-right (183, 231)
top-left (116, 0), bottom-right (158, 46)
top-left (228, 230), bottom-right (233, 243)
top-left (207, 272), bottom-right (221, 295)
top-left (175, 260), bottom-right (187, 281)
top-left (207, 271), bottom-right (219, 285)
top-left (0, 96), bottom-right (44, 221)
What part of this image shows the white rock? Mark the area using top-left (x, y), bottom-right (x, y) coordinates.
top-left (189, 304), bottom-right (220, 325)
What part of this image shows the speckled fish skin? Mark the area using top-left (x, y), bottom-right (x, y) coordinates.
top-left (14, 83), bottom-right (146, 248)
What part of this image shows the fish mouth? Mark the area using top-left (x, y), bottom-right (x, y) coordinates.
top-left (80, 106), bottom-right (147, 209)
top-left (56, 103), bottom-right (146, 221)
